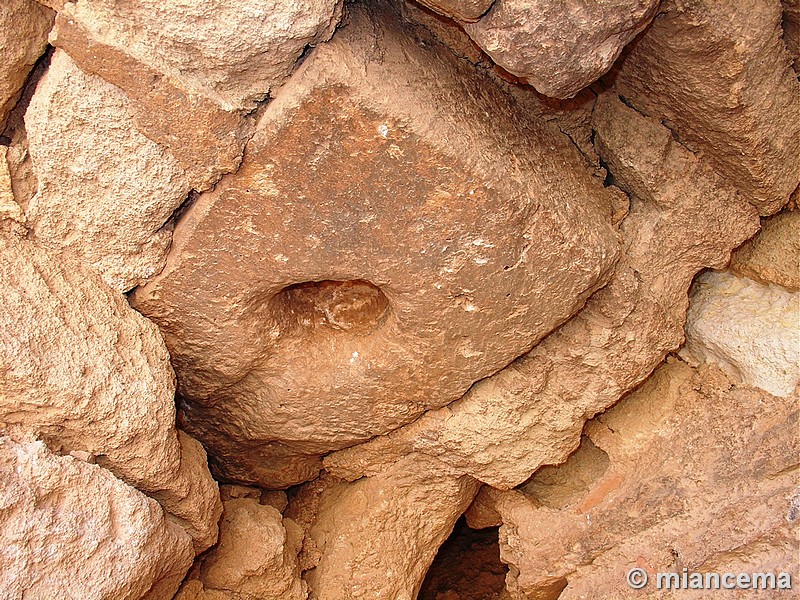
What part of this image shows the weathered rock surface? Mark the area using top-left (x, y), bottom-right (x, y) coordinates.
top-left (53, 0), bottom-right (342, 112)
top-left (296, 455), bottom-right (480, 599)
top-left (0, 234), bottom-right (221, 552)
top-left (131, 2), bottom-right (621, 488)
top-left (613, 0), bottom-right (800, 214)
top-left (415, 0), bottom-right (494, 22)
top-left (462, 0), bottom-right (660, 98)
top-left (494, 361), bottom-right (799, 599)
top-left (0, 437), bottom-right (194, 600)
top-left (325, 93), bottom-right (760, 488)
top-left (0, 0), bottom-right (53, 130)
top-left (0, 146), bottom-right (25, 234)
top-left (25, 50), bottom-right (190, 292)
top-left (681, 270), bottom-right (799, 398)
top-left (176, 498), bottom-right (306, 600)
top-left (731, 209), bottom-right (800, 290)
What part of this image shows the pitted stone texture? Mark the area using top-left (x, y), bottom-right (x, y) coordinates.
top-left (300, 455), bottom-right (480, 600)
top-left (54, 0), bottom-right (342, 112)
top-left (495, 362), bottom-right (799, 599)
top-left (680, 270), bottom-right (800, 398)
top-left (614, 0), bottom-right (800, 215)
top-left (462, 0), bottom-right (659, 98)
top-left (25, 50), bottom-right (190, 292)
top-left (177, 498), bottom-right (306, 600)
top-left (731, 209), bottom-right (800, 290)
top-left (0, 437), bottom-right (194, 600)
top-left (415, 0), bottom-right (494, 22)
top-left (0, 146), bottom-right (25, 234)
top-left (0, 235), bottom-right (221, 552)
top-left (325, 93), bottom-right (760, 489)
top-left (131, 3), bottom-right (621, 488)
top-left (0, 0), bottom-right (52, 130)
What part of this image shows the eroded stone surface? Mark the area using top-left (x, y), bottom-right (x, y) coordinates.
top-left (731, 209), bottom-right (800, 290)
top-left (495, 361), bottom-right (799, 599)
top-left (297, 455), bottom-right (480, 599)
top-left (177, 498), bottom-right (306, 600)
top-left (0, 146), bottom-right (25, 233)
top-left (0, 0), bottom-right (53, 130)
top-left (463, 0), bottom-right (659, 98)
top-left (131, 3), bottom-right (621, 488)
top-left (54, 0), bottom-right (342, 112)
top-left (0, 437), bottom-right (194, 600)
top-left (614, 0), bottom-right (800, 214)
top-left (25, 50), bottom-right (190, 292)
top-left (324, 93), bottom-right (759, 488)
top-left (0, 235), bottom-right (221, 552)
top-left (783, 0), bottom-right (800, 65)
top-left (681, 270), bottom-right (800, 398)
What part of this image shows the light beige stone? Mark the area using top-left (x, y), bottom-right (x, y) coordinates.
top-left (496, 361), bottom-right (799, 599)
top-left (681, 270), bottom-right (800, 398)
top-left (614, 0), bottom-right (800, 214)
top-left (0, 437), bottom-right (194, 600)
top-left (24, 50), bottom-right (190, 292)
top-left (463, 0), bottom-right (660, 98)
top-left (0, 146), bottom-right (25, 234)
top-left (0, 0), bottom-right (53, 130)
top-left (325, 93), bottom-right (760, 489)
top-left (131, 2), bottom-right (621, 489)
top-left (0, 235), bottom-right (220, 552)
top-left (731, 209), bottom-right (800, 290)
top-left (301, 455), bottom-right (480, 600)
top-left (179, 498), bottom-right (306, 600)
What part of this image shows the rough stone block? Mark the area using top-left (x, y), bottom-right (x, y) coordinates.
top-left (614, 0), bottom-right (800, 214)
top-left (463, 0), bottom-right (660, 98)
top-left (131, 3), bottom-right (621, 488)
top-left (0, 437), bottom-right (194, 600)
top-left (731, 209), bottom-right (800, 291)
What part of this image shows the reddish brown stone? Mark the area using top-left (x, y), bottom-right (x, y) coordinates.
top-left (131, 3), bottom-right (621, 488)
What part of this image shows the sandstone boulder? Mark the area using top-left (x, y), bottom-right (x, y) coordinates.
top-left (0, 437), bottom-right (194, 600)
top-left (178, 498), bottom-right (306, 600)
top-left (0, 0), bottom-right (53, 130)
top-left (324, 93), bottom-right (760, 488)
top-left (613, 0), bottom-right (800, 214)
top-left (0, 234), bottom-right (221, 552)
top-left (462, 0), bottom-right (660, 98)
top-left (25, 50), bottom-right (190, 292)
top-left (730, 209), bottom-right (800, 290)
top-left (131, 2), bottom-right (621, 488)
top-left (681, 270), bottom-right (799, 398)
top-left (298, 455), bottom-right (480, 599)
top-left (0, 146), bottom-right (25, 233)
top-left (495, 361), bottom-right (799, 598)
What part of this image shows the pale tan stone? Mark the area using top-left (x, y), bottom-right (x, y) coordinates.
top-left (614, 0), bottom-right (800, 214)
top-left (0, 0), bottom-right (53, 129)
top-left (463, 0), bottom-right (659, 98)
top-left (325, 93), bottom-right (759, 489)
top-left (731, 209), bottom-right (800, 290)
top-left (0, 146), bottom-right (25, 234)
top-left (131, 2), bottom-right (622, 489)
top-left (301, 455), bottom-right (480, 600)
top-left (681, 270), bottom-right (799, 398)
top-left (0, 235), bottom-right (220, 552)
top-left (496, 361), bottom-right (799, 599)
top-left (24, 50), bottom-right (190, 292)
top-left (0, 437), bottom-right (194, 600)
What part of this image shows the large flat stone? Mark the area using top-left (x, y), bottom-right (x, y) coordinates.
top-left (131, 2), bottom-right (622, 488)
top-left (324, 93), bottom-right (760, 489)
